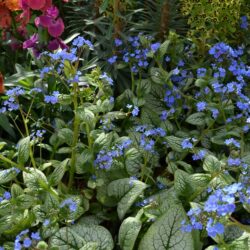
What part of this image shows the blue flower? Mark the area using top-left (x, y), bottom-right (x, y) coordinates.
top-left (165, 56), bottom-right (171, 62)
top-left (132, 106), bottom-right (140, 117)
top-left (99, 72), bottom-right (114, 85)
top-left (240, 16), bottom-right (248, 30)
top-left (192, 150), bottom-right (206, 161)
top-left (197, 68), bottom-right (207, 77)
top-left (150, 42), bottom-right (161, 52)
top-left (43, 219), bottom-right (50, 226)
top-left (31, 232), bottom-right (41, 240)
top-left (206, 218), bottom-right (224, 238)
top-left (196, 101), bottom-right (207, 112)
top-left (3, 191), bottom-right (11, 200)
top-left (210, 108), bottom-right (219, 119)
top-left (60, 198), bottom-right (77, 212)
top-left (108, 56), bottom-right (118, 64)
top-left (23, 237), bottom-right (32, 248)
top-left (181, 138), bottom-right (194, 149)
top-left (228, 157), bottom-right (241, 166)
top-left (114, 38), bottom-right (123, 47)
top-left (40, 66), bottom-right (52, 78)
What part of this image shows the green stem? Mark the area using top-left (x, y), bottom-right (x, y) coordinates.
top-left (68, 83), bottom-right (80, 189)
top-left (0, 154), bottom-right (29, 173)
top-left (130, 66), bottom-right (135, 93)
top-left (19, 104), bottom-right (36, 169)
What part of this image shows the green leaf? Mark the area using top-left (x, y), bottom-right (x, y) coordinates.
top-left (23, 168), bottom-right (48, 191)
top-left (49, 227), bottom-right (86, 250)
top-left (186, 112), bottom-right (206, 126)
top-left (77, 108), bottom-right (96, 127)
top-left (11, 184), bottom-right (23, 198)
top-left (108, 178), bottom-right (147, 219)
top-left (0, 114), bottom-right (15, 138)
top-left (48, 159), bottom-right (69, 186)
top-left (203, 155), bottom-right (221, 172)
top-left (93, 132), bottom-right (114, 151)
top-left (0, 168), bottom-right (19, 184)
top-left (71, 221), bottom-right (113, 250)
top-left (174, 169), bottom-right (193, 198)
top-left (50, 219), bottom-right (114, 250)
top-left (118, 217), bottom-right (142, 250)
top-left (125, 148), bottom-right (143, 176)
top-left (99, 0), bottom-right (109, 13)
top-left (159, 40), bottom-right (171, 57)
top-left (80, 243), bottom-right (99, 250)
top-left (138, 204), bottom-right (194, 250)
top-left (165, 136), bottom-right (183, 152)
top-left (58, 128), bottom-right (74, 146)
top-left (17, 136), bottom-right (30, 165)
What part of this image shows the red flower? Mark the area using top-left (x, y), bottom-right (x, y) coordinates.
top-left (0, 5), bottom-right (11, 28)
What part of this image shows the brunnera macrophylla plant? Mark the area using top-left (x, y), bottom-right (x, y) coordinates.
top-left (1, 30), bottom-right (250, 250)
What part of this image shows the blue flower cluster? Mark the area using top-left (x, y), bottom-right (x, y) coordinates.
top-left (44, 91), bottom-right (60, 104)
top-left (40, 36), bottom-right (93, 86)
top-left (182, 181), bottom-right (250, 238)
top-left (94, 139), bottom-right (132, 169)
top-left (135, 125), bottom-right (166, 153)
top-left (0, 87), bottom-right (25, 113)
top-left (14, 229), bottom-right (41, 250)
top-left (30, 129), bottom-right (46, 140)
top-left (108, 35), bottom-right (161, 73)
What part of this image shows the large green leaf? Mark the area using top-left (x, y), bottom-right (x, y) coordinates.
top-left (108, 178), bottom-right (147, 219)
top-left (138, 205), bottom-right (194, 250)
top-left (118, 217), bottom-right (142, 250)
top-left (125, 148), bottom-right (143, 176)
top-left (203, 155), bottom-right (221, 173)
top-left (49, 227), bottom-right (86, 250)
top-left (23, 168), bottom-right (48, 191)
top-left (50, 219), bottom-right (114, 250)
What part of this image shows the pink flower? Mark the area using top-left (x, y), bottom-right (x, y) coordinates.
top-left (47, 18), bottom-right (64, 37)
top-left (23, 33), bottom-right (39, 49)
top-left (46, 6), bottom-right (59, 19)
top-left (26, 0), bottom-right (46, 10)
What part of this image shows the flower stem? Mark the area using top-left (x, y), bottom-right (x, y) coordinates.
top-left (68, 82), bottom-right (80, 189)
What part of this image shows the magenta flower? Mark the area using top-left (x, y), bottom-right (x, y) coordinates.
top-left (23, 33), bottom-right (39, 49)
top-left (48, 38), bottom-right (68, 50)
top-left (47, 18), bottom-right (64, 37)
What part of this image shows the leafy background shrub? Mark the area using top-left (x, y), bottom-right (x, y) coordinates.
top-left (0, 1), bottom-right (250, 250)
